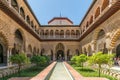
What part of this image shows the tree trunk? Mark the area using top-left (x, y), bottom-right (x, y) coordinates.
top-left (98, 64), bottom-right (101, 77)
top-left (18, 64), bottom-right (21, 76)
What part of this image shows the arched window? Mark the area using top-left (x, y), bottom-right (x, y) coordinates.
top-left (66, 30), bottom-right (70, 38)
top-left (76, 49), bottom-right (80, 56)
top-left (0, 44), bottom-right (3, 63)
top-left (51, 50), bottom-right (53, 60)
top-left (86, 21), bottom-right (89, 28)
top-left (55, 30), bottom-right (59, 38)
top-left (45, 30), bottom-right (49, 38)
top-left (67, 49), bottom-right (70, 61)
top-left (40, 30), bottom-right (44, 37)
top-left (76, 30), bottom-right (80, 38)
top-left (95, 7), bottom-right (100, 19)
top-left (11, 0), bottom-right (19, 12)
top-left (20, 7), bottom-right (25, 19)
top-left (90, 16), bottom-right (93, 24)
top-left (27, 45), bottom-right (32, 58)
top-left (60, 30), bottom-right (64, 38)
top-left (13, 29), bottom-right (24, 54)
top-left (33, 47), bottom-right (36, 55)
top-left (97, 29), bottom-right (105, 39)
top-left (50, 30), bottom-right (54, 37)
top-left (31, 21), bottom-right (34, 28)
top-left (102, 0), bottom-right (109, 11)
top-left (26, 16), bottom-right (30, 24)
top-left (41, 48), bottom-right (45, 56)
top-left (71, 30), bottom-right (75, 38)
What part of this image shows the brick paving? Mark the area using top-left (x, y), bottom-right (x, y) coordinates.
top-left (9, 77), bottom-right (31, 80)
top-left (30, 62), bottom-right (56, 80)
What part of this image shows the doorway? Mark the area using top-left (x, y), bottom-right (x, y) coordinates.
top-left (57, 50), bottom-right (64, 61)
top-left (0, 44), bottom-right (3, 63)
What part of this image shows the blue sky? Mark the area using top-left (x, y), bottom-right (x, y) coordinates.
top-left (27, 0), bottom-right (93, 25)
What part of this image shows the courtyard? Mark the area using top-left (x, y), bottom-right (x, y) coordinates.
top-left (0, 0), bottom-right (120, 80)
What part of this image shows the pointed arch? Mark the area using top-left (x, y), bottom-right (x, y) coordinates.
top-left (76, 30), bottom-right (80, 38)
top-left (90, 15), bottom-right (93, 24)
top-left (26, 15), bottom-right (30, 24)
top-left (0, 31), bottom-right (9, 46)
top-left (27, 45), bottom-right (32, 57)
top-left (50, 30), bottom-right (54, 37)
top-left (102, 0), bottom-right (109, 11)
top-left (66, 30), bottom-right (70, 38)
top-left (71, 30), bottom-right (75, 38)
top-left (55, 30), bottom-right (59, 38)
top-left (11, 0), bottom-right (19, 12)
top-left (110, 29), bottom-right (120, 48)
top-left (60, 30), bottom-right (64, 38)
top-left (95, 7), bottom-right (100, 19)
top-left (20, 7), bottom-right (25, 19)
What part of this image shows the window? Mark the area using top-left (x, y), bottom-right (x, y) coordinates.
top-left (98, 29), bottom-right (105, 39)
top-left (20, 7), bottom-right (25, 19)
top-left (95, 7), bottom-right (100, 19)
top-left (102, 0), bottom-right (109, 11)
top-left (11, 0), bottom-right (19, 12)
top-left (26, 16), bottom-right (30, 24)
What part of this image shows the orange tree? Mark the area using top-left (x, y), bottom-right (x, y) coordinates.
top-left (88, 52), bottom-right (114, 77)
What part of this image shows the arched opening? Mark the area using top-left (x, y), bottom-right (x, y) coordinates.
top-left (71, 30), bottom-right (75, 38)
top-left (33, 47), bottom-right (36, 55)
top-left (116, 44), bottom-right (120, 57)
top-left (11, 0), bottom-right (19, 12)
top-left (97, 29), bottom-right (105, 40)
top-left (26, 16), bottom-right (30, 24)
top-left (12, 29), bottom-right (24, 55)
top-left (56, 43), bottom-right (64, 61)
top-left (86, 21), bottom-right (89, 28)
top-left (95, 7), bottom-right (100, 19)
top-left (66, 30), bottom-right (70, 38)
top-left (84, 48), bottom-right (87, 55)
top-left (55, 30), bottom-right (59, 38)
top-left (76, 49), bottom-right (80, 56)
top-left (57, 50), bottom-right (64, 61)
top-left (67, 49), bottom-right (70, 61)
top-left (50, 30), bottom-right (54, 38)
top-left (31, 21), bottom-right (34, 28)
top-left (51, 50), bottom-right (53, 60)
top-left (90, 16), bottom-right (93, 24)
top-left (102, 0), bottom-right (109, 11)
top-left (40, 30), bottom-right (44, 38)
top-left (40, 48), bottom-right (45, 56)
top-left (96, 29), bottom-right (106, 52)
top-left (27, 45), bottom-right (32, 58)
top-left (0, 44), bottom-right (4, 64)
top-left (76, 30), bottom-right (80, 38)
top-left (88, 45), bottom-right (92, 56)
top-left (0, 33), bottom-right (8, 65)
top-left (20, 7), bottom-right (25, 19)
top-left (45, 30), bottom-right (49, 38)
top-left (60, 30), bottom-right (64, 38)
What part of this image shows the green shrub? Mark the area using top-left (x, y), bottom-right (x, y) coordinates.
top-left (31, 55), bottom-right (48, 66)
top-left (76, 54), bottom-right (87, 69)
top-left (10, 53), bottom-right (30, 76)
top-left (70, 55), bottom-right (78, 65)
top-left (88, 52), bottom-right (114, 77)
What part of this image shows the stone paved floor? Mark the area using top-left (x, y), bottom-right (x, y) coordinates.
top-left (49, 62), bottom-right (73, 80)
